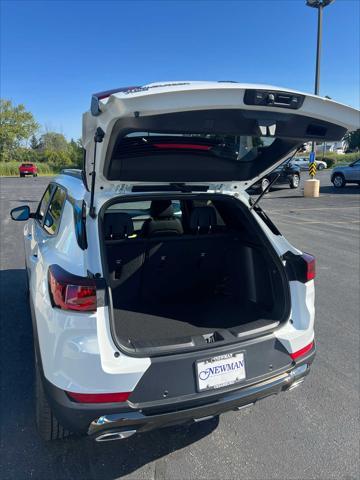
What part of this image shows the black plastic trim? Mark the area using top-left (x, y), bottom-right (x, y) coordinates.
top-left (283, 251), bottom-right (313, 283)
top-left (244, 89), bottom-right (305, 110)
top-left (37, 342), bottom-right (315, 435)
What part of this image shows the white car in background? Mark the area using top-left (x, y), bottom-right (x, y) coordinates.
top-left (291, 157), bottom-right (328, 170)
top-left (10, 82), bottom-right (359, 442)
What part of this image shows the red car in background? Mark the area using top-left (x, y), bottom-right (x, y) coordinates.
top-left (19, 163), bottom-right (38, 177)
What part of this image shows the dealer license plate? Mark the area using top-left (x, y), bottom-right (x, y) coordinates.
top-left (196, 352), bottom-right (246, 391)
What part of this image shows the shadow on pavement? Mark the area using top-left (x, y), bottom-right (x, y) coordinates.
top-left (320, 185), bottom-right (360, 194)
top-left (0, 269), bottom-right (219, 480)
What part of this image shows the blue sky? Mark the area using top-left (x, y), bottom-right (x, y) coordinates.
top-left (1, 0), bottom-right (359, 139)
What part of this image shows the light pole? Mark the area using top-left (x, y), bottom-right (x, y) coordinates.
top-left (303, 0), bottom-right (335, 197)
top-left (306, 0), bottom-right (335, 95)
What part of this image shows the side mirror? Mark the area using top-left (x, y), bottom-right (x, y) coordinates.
top-left (10, 205), bottom-right (31, 221)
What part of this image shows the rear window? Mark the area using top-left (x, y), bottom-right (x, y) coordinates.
top-left (104, 108), bottom-right (348, 182)
top-left (107, 127), bottom-right (295, 183)
top-left (21, 163), bottom-right (34, 167)
top-left (115, 132), bottom-right (275, 163)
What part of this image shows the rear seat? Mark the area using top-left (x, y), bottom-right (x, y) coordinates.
top-left (140, 200), bottom-right (190, 303)
top-left (141, 200), bottom-right (183, 237)
top-left (141, 206), bottom-right (233, 303)
top-left (104, 206), bottom-right (237, 306)
top-left (186, 206), bottom-right (233, 296)
top-left (104, 213), bottom-right (146, 305)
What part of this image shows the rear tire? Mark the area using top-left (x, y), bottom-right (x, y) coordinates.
top-left (289, 173), bottom-right (300, 189)
top-left (332, 174), bottom-right (346, 188)
top-left (35, 355), bottom-right (70, 441)
top-left (20, 173), bottom-right (24, 178)
top-left (33, 173), bottom-right (37, 177)
top-left (318, 163), bottom-right (325, 170)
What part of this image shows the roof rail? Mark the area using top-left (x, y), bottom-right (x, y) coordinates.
top-left (60, 169), bottom-right (83, 180)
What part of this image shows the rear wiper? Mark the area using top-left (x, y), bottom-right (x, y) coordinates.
top-left (249, 173), bottom-right (281, 210)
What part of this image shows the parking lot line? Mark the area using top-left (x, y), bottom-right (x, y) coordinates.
top-left (270, 206), bottom-right (360, 213)
top-left (283, 220), bottom-right (359, 225)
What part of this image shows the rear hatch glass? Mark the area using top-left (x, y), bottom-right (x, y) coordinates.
top-left (103, 107), bottom-right (349, 184)
top-left (107, 129), bottom-right (298, 183)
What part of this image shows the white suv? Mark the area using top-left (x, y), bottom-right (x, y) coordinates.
top-left (11, 82), bottom-right (358, 442)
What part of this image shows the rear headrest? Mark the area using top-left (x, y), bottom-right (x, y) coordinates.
top-left (189, 207), bottom-right (217, 233)
top-left (150, 200), bottom-right (174, 218)
top-left (104, 213), bottom-right (134, 239)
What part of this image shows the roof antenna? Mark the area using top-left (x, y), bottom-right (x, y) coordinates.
top-left (89, 127), bottom-right (105, 218)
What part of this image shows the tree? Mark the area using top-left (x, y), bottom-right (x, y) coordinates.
top-left (343, 129), bottom-right (360, 152)
top-left (38, 132), bottom-right (68, 152)
top-left (68, 138), bottom-right (83, 167)
top-left (0, 99), bottom-right (39, 160)
top-left (30, 134), bottom-right (39, 150)
top-left (44, 150), bottom-right (74, 169)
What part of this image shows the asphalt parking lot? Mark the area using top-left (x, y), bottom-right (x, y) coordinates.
top-left (0, 171), bottom-right (359, 480)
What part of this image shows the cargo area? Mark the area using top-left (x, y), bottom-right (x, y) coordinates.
top-left (101, 194), bottom-right (289, 353)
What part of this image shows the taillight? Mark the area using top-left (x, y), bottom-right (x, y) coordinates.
top-left (302, 253), bottom-right (316, 281)
top-left (66, 391), bottom-right (130, 403)
top-left (283, 251), bottom-right (316, 283)
top-left (290, 341), bottom-right (314, 360)
top-left (48, 265), bottom-right (97, 312)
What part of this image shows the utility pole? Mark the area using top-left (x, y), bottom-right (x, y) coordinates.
top-left (306, 0), bottom-right (335, 92)
top-left (304, 0), bottom-right (335, 196)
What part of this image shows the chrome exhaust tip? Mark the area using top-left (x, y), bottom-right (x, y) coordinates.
top-left (193, 415), bottom-right (215, 423)
top-left (287, 364), bottom-right (309, 391)
top-left (287, 377), bottom-right (305, 391)
top-left (234, 402), bottom-right (254, 411)
top-left (95, 430), bottom-right (136, 442)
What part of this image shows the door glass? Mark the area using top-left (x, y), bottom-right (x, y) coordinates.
top-left (37, 184), bottom-right (55, 222)
top-left (44, 187), bottom-right (66, 235)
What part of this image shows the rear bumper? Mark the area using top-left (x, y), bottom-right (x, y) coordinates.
top-left (43, 349), bottom-right (315, 440)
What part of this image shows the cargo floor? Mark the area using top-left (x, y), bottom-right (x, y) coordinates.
top-left (112, 297), bottom-right (268, 343)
